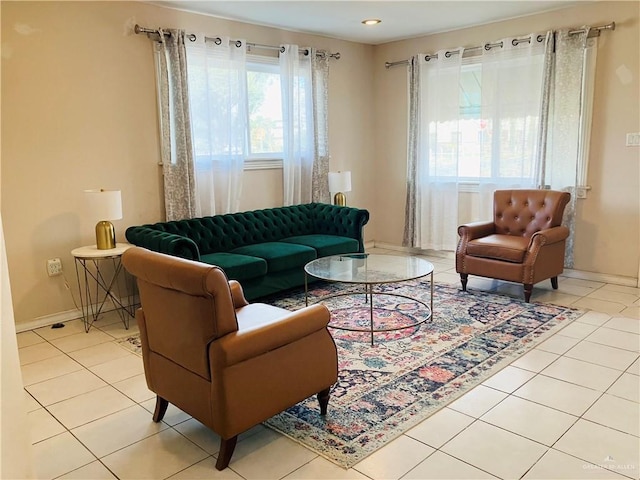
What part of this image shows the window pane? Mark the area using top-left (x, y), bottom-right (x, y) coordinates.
top-left (247, 69), bottom-right (283, 155)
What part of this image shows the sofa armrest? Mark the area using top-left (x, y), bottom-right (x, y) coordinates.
top-left (210, 304), bottom-right (331, 367)
top-left (311, 203), bottom-right (370, 252)
top-left (125, 226), bottom-right (200, 261)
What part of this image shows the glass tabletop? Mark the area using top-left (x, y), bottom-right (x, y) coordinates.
top-left (305, 253), bottom-right (434, 285)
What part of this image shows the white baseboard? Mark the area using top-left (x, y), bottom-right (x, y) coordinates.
top-left (561, 269), bottom-right (638, 287)
top-left (15, 296), bottom-right (139, 334)
top-left (371, 242), bottom-right (638, 287)
top-left (16, 308), bottom-right (83, 333)
top-left (371, 242), bottom-right (455, 259)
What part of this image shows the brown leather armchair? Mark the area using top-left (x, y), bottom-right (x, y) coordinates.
top-left (122, 247), bottom-right (338, 470)
top-left (456, 189), bottom-right (571, 302)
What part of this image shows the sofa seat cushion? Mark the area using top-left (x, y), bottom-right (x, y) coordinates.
top-left (280, 235), bottom-right (359, 258)
top-left (230, 242), bottom-right (317, 273)
top-left (466, 234), bottom-right (529, 263)
top-left (199, 253), bottom-right (267, 281)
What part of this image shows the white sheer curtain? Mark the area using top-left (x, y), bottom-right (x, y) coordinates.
top-left (280, 45), bottom-right (314, 205)
top-left (475, 35), bottom-right (547, 212)
top-left (186, 36), bottom-right (248, 216)
top-left (405, 49), bottom-right (463, 250)
top-left (404, 36), bottom-right (548, 251)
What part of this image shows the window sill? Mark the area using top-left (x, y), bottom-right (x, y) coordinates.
top-left (245, 159), bottom-right (283, 171)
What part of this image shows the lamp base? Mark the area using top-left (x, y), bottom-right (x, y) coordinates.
top-left (96, 221), bottom-right (116, 250)
top-left (333, 192), bottom-right (346, 206)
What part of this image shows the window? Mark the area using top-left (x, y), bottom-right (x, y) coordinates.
top-left (246, 56), bottom-right (283, 163)
top-left (429, 57), bottom-right (544, 185)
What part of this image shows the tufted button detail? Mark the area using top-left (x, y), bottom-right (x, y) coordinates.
top-left (530, 216), bottom-right (535, 220)
top-left (547, 217), bottom-right (551, 221)
top-left (514, 216), bottom-right (519, 220)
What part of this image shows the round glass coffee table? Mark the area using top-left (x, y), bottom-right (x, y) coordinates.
top-left (304, 253), bottom-right (434, 345)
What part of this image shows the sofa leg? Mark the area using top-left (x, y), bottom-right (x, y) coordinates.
top-left (460, 273), bottom-right (468, 292)
top-left (216, 436), bottom-right (238, 470)
top-left (152, 396), bottom-right (168, 422)
top-left (317, 388), bottom-right (331, 416)
top-left (551, 277), bottom-right (558, 290)
top-left (524, 284), bottom-right (533, 303)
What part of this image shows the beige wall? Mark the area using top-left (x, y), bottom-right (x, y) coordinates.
top-left (1, 1), bottom-right (375, 326)
top-left (2, 1), bottom-right (638, 327)
top-left (373, 1), bottom-right (640, 280)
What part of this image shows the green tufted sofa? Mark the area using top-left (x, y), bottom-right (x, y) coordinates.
top-left (125, 203), bottom-right (369, 300)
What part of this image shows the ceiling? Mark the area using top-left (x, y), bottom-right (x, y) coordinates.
top-left (151, 1), bottom-right (585, 45)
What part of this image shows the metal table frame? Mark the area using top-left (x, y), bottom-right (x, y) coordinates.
top-left (304, 254), bottom-right (434, 345)
top-left (71, 244), bottom-right (136, 332)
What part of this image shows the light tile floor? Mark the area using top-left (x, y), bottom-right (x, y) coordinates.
top-left (19, 249), bottom-right (640, 480)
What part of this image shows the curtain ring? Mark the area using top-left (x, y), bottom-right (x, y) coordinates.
top-left (484, 43), bottom-right (492, 51)
top-left (280, 46), bottom-right (286, 53)
top-left (512, 38), bottom-right (519, 46)
top-left (444, 51), bottom-right (452, 58)
top-left (425, 54), bottom-right (431, 61)
top-left (214, 37), bottom-right (222, 45)
top-left (537, 34), bottom-right (545, 43)
top-left (187, 33), bottom-right (196, 42)
top-left (235, 40), bottom-right (242, 48)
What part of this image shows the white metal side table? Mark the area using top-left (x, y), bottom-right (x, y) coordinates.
top-left (71, 243), bottom-right (136, 332)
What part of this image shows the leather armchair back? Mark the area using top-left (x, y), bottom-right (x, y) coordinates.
top-left (124, 247), bottom-right (238, 380)
top-left (494, 189), bottom-right (570, 238)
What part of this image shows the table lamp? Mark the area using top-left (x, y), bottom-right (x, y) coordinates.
top-left (84, 189), bottom-right (122, 250)
top-left (328, 171), bottom-right (352, 206)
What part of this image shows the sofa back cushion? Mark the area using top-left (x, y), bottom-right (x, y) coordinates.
top-left (126, 203), bottom-right (370, 257)
top-left (151, 205), bottom-right (314, 254)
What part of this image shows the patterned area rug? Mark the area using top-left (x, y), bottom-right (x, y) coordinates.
top-left (117, 281), bottom-right (584, 468)
top-left (263, 280), bottom-right (583, 468)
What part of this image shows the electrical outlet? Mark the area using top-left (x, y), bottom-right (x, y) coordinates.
top-left (47, 258), bottom-right (63, 276)
top-left (626, 132), bottom-right (640, 146)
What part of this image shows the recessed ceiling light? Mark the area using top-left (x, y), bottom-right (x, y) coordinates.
top-left (362, 19), bottom-right (382, 26)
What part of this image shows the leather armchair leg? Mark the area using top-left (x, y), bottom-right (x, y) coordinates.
top-left (216, 436), bottom-right (238, 470)
top-left (152, 396), bottom-right (169, 423)
top-left (524, 284), bottom-right (533, 303)
top-left (551, 277), bottom-right (559, 289)
top-left (317, 388), bottom-right (330, 415)
top-left (460, 273), bottom-right (468, 291)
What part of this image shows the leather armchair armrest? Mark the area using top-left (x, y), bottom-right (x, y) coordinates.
top-left (524, 226), bottom-right (570, 266)
top-left (530, 226), bottom-right (570, 247)
top-left (458, 221), bottom-right (496, 240)
top-left (210, 304), bottom-right (331, 367)
top-left (229, 280), bottom-right (249, 309)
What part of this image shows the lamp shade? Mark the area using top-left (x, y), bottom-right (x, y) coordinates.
top-left (84, 189), bottom-right (123, 221)
top-left (328, 171), bottom-right (352, 193)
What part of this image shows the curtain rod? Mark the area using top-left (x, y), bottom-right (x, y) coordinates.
top-left (384, 21), bottom-right (615, 69)
top-left (134, 24), bottom-right (341, 60)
